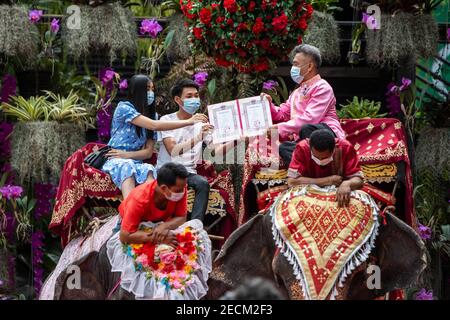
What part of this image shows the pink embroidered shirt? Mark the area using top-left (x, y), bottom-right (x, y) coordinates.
top-left (270, 75), bottom-right (345, 140)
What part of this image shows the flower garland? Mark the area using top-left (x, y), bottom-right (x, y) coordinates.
top-left (124, 226), bottom-right (203, 293)
top-left (181, 0), bottom-right (313, 73)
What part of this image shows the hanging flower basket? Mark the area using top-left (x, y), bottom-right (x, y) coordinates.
top-left (11, 121), bottom-right (86, 184)
top-left (61, 2), bottom-right (137, 62)
top-left (365, 12), bottom-right (438, 67)
top-left (181, 0), bottom-right (313, 73)
top-left (303, 11), bottom-right (340, 64)
top-left (0, 5), bottom-right (39, 66)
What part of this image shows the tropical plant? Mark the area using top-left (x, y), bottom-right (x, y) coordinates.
top-left (129, 0), bottom-right (178, 17)
top-left (0, 91), bottom-right (95, 128)
top-left (261, 77), bottom-right (290, 106)
top-left (136, 27), bottom-right (175, 79)
top-left (165, 13), bottom-right (192, 62)
top-left (337, 96), bottom-right (386, 119)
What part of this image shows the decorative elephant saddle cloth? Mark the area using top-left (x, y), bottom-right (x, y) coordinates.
top-left (271, 185), bottom-right (380, 300)
top-left (107, 219), bottom-right (212, 300)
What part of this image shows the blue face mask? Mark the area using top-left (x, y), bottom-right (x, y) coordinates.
top-left (290, 64), bottom-right (309, 84)
top-left (182, 98), bottom-right (201, 114)
top-left (147, 91), bottom-right (155, 105)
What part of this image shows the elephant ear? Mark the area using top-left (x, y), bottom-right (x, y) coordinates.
top-left (215, 213), bottom-right (266, 262)
top-left (54, 251), bottom-right (106, 300)
top-left (374, 212), bottom-right (427, 294)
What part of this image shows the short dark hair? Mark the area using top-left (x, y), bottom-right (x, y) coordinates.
top-left (170, 78), bottom-right (199, 98)
top-left (156, 162), bottom-right (189, 186)
top-left (310, 129), bottom-right (336, 152)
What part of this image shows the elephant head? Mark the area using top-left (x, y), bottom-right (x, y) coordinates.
top-left (206, 211), bottom-right (427, 300)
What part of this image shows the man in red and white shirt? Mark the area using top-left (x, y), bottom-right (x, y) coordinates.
top-left (287, 129), bottom-right (364, 207)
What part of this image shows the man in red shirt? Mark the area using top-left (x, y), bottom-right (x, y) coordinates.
top-left (287, 129), bottom-right (364, 207)
top-left (118, 162), bottom-right (189, 246)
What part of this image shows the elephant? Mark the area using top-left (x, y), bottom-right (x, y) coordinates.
top-left (51, 211), bottom-right (426, 300)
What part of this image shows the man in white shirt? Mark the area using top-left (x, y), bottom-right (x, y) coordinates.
top-left (157, 79), bottom-right (215, 221)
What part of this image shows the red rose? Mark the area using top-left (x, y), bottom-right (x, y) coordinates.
top-left (199, 8), bottom-right (212, 25)
top-left (260, 38), bottom-right (271, 50)
top-left (254, 59), bottom-right (269, 72)
top-left (272, 13), bottom-right (288, 32)
top-left (236, 22), bottom-right (248, 32)
top-left (298, 18), bottom-right (307, 30)
top-left (252, 17), bottom-right (264, 34)
top-left (237, 49), bottom-right (247, 57)
top-left (211, 3), bottom-right (219, 10)
top-left (271, 0), bottom-right (277, 7)
top-left (224, 0), bottom-right (238, 13)
top-left (226, 18), bottom-right (234, 26)
top-left (193, 27), bottom-right (203, 40)
top-left (297, 35), bottom-right (303, 44)
top-left (306, 4), bottom-right (313, 18)
top-left (248, 1), bottom-right (256, 12)
top-left (181, 0), bottom-right (196, 19)
top-left (261, 0), bottom-right (267, 10)
top-left (216, 16), bottom-right (225, 24)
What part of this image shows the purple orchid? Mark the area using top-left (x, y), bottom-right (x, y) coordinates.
top-left (399, 77), bottom-right (412, 91)
top-left (447, 28), bottom-right (450, 41)
top-left (362, 12), bottom-right (378, 30)
top-left (263, 80), bottom-right (278, 90)
top-left (0, 74), bottom-right (17, 104)
top-left (193, 72), bottom-right (208, 87)
top-left (0, 185), bottom-right (23, 200)
top-left (140, 19), bottom-right (163, 38)
top-left (32, 231), bottom-right (45, 297)
top-left (418, 223), bottom-right (432, 240)
top-left (50, 18), bottom-right (60, 34)
top-left (119, 79), bottom-right (128, 91)
top-left (34, 183), bottom-right (56, 220)
top-left (415, 288), bottom-right (433, 300)
top-left (385, 83), bottom-right (401, 116)
top-left (101, 69), bottom-right (116, 85)
top-left (28, 10), bottom-right (43, 24)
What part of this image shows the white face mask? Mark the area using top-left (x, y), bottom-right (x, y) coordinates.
top-left (311, 152), bottom-right (333, 166)
top-left (165, 189), bottom-right (184, 201)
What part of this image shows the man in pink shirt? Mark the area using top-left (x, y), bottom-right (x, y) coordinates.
top-left (262, 44), bottom-right (345, 166)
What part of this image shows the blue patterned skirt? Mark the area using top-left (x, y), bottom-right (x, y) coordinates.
top-left (102, 158), bottom-right (156, 190)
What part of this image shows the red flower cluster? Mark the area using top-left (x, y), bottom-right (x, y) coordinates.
top-left (252, 17), bottom-right (264, 34)
top-left (223, 0), bottom-right (238, 13)
top-left (181, 0), bottom-right (313, 74)
top-left (199, 7), bottom-right (212, 26)
top-left (272, 13), bottom-right (288, 33)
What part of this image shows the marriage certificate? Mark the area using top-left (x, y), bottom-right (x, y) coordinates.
top-left (208, 96), bottom-right (272, 144)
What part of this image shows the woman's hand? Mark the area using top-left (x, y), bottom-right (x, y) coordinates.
top-left (160, 231), bottom-right (178, 248)
top-left (190, 113), bottom-right (209, 124)
top-left (106, 149), bottom-right (129, 159)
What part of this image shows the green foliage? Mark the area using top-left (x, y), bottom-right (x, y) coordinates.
top-left (0, 91), bottom-right (95, 128)
top-left (337, 96), bottom-right (386, 119)
top-left (136, 27), bottom-right (175, 79)
top-left (310, 0), bottom-right (342, 13)
top-left (129, 0), bottom-right (178, 17)
top-left (303, 11), bottom-right (340, 64)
